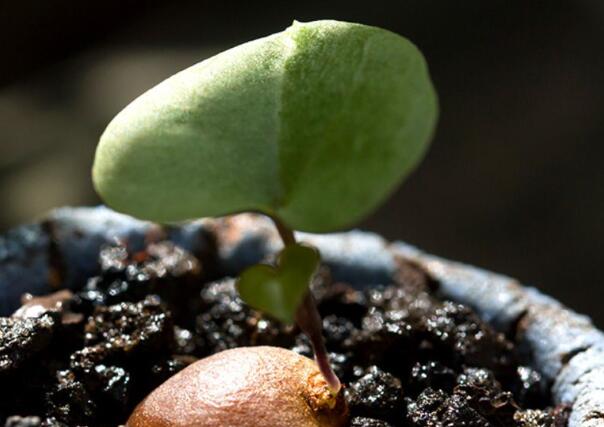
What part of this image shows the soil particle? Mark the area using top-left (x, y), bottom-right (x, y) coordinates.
top-left (45, 369), bottom-right (97, 423)
top-left (510, 366), bottom-right (548, 408)
top-left (455, 367), bottom-right (518, 425)
top-left (345, 366), bottom-right (405, 422)
top-left (2, 417), bottom-right (67, 427)
top-left (13, 290), bottom-right (77, 323)
top-left (82, 296), bottom-right (173, 357)
top-left (74, 242), bottom-right (203, 327)
top-left (349, 417), bottom-right (395, 427)
top-left (407, 388), bottom-right (490, 426)
top-left (0, 313), bottom-right (57, 374)
top-left (513, 407), bottom-right (570, 426)
top-left (195, 278), bottom-right (293, 355)
top-left (407, 360), bottom-right (456, 396)
top-left (424, 302), bottom-right (516, 376)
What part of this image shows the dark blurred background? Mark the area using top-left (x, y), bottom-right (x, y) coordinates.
top-left (1, 1), bottom-right (603, 325)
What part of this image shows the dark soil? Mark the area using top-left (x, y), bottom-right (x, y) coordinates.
top-left (0, 240), bottom-right (569, 426)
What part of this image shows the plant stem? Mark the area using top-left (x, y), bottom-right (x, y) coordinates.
top-left (272, 216), bottom-right (296, 246)
top-left (270, 216), bottom-right (342, 393)
top-left (295, 293), bottom-right (342, 393)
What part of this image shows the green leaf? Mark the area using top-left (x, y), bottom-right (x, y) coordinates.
top-left (93, 20), bottom-right (438, 232)
top-left (236, 244), bottom-right (319, 324)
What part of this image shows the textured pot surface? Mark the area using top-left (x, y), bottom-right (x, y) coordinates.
top-left (1, 206), bottom-right (602, 426)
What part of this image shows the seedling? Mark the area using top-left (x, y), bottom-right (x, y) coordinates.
top-left (93, 20), bottom-right (437, 394)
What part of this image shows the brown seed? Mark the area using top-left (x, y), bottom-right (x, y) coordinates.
top-left (127, 346), bottom-right (348, 427)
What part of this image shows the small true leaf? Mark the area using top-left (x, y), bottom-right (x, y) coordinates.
top-left (236, 244), bottom-right (320, 324)
top-left (93, 19), bottom-right (438, 232)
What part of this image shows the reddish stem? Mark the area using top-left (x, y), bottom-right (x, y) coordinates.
top-left (270, 216), bottom-right (341, 393)
top-left (272, 216), bottom-right (296, 246)
top-left (295, 293), bottom-right (342, 393)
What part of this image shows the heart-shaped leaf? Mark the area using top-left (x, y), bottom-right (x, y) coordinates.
top-left (92, 20), bottom-right (438, 232)
top-left (236, 244), bottom-right (320, 324)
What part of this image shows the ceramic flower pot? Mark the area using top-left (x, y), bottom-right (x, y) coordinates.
top-left (0, 206), bottom-right (602, 426)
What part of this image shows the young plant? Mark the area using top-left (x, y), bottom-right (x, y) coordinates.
top-left (93, 19), bottom-right (437, 397)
